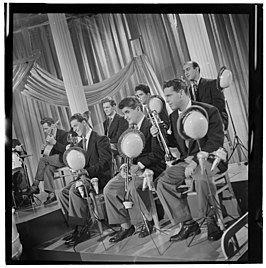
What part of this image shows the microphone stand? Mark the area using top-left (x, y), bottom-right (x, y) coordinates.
top-left (225, 99), bottom-right (248, 162)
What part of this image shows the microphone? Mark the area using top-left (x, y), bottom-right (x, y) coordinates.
top-left (75, 181), bottom-right (85, 198)
top-left (197, 151), bottom-right (209, 175)
top-left (211, 147), bottom-right (227, 171)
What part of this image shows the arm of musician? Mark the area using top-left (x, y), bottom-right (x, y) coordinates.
top-left (192, 106), bottom-right (224, 164)
top-left (52, 131), bottom-right (69, 153)
top-left (86, 135), bottom-right (112, 178)
top-left (136, 133), bottom-right (165, 169)
top-left (184, 160), bottom-right (197, 178)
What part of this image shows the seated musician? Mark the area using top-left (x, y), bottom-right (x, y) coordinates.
top-left (151, 79), bottom-right (226, 242)
top-left (12, 139), bottom-right (29, 205)
top-left (103, 96), bottom-right (166, 242)
top-left (101, 97), bottom-right (129, 171)
top-left (57, 113), bottom-right (113, 246)
top-left (135, 84), bottom-right (170, 131)
top-left (26, 117), bottom-right (68, 205)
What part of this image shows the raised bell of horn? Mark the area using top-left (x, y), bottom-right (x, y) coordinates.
top-left (146, 95), bottom-right (175, 165)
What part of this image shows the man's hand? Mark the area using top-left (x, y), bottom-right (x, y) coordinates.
top-left (65, 144), bottom-right (71, 151)
top-left (185, 160), bottom-right (197, 177)
top-left (150, 125), bottom-right (159, 137)
top-left (15, 145), bottom-right (23, 152)
top-left (46, 135), bottom-right (56, 145)
top-left (76, 169), bottom-right (89, 178)
top-left (130, 164), bottom-right (142, 176)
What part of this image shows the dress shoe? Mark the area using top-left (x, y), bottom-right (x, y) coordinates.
top-left (138, 220), bottom-right (154, 238)
top-left (109, 225), bottom-right (135, 243)
top-left (44, 194), bottom-right (57, 205)
top-left (65, 227), bottom-right (90, 246)
top-left (170, 221), bottom-right (201, 242)
top-left (25, 185), bottom-right (40, 195)
top-left (207, 217), bottom-right (223, 241)
top-left (63, 226), bottom-right (78, 241)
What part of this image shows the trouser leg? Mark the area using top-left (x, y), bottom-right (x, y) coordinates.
top-left (192, 162), bottom-right (218, 218)
top-left (103, 174), bottom-right (130, 225)
top-left (127, 176), bottom-right (152, 224)
top-left (156, 162), bottom-right (192, 225)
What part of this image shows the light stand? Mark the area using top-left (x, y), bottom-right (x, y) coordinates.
top-left (225, 99), bottom-right (248, 162)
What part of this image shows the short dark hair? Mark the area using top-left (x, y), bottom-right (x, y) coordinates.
top-left (184, 61), bottom-right (200, 73)
top-left (163, 78), bottom-right (189, 95)
top-left (118, 96), bottom-right (142, 110)
top-left (101, 97), bottom-right (116, 107)
top-left (134, 84), bottom-right (151, 95)
top-left (70, 113), bottom-right (88, 124)
top-left (40, 117), bottom-right (55, 126)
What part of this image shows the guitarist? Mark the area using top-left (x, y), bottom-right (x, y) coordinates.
top-left (26, 117), bottom-right (68, 205)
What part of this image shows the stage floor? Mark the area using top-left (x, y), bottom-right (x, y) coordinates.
top-left (13, 162), bottom-right (248, 263)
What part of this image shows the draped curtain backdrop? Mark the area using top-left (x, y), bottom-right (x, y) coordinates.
top-left (12, 14), bottom-right (188, 182)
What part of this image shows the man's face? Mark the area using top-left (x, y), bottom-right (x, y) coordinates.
top-left (163, 86), bottom-right (182, 111)
top-left (42, 123), bottom-right (53, 135)
top-left (121, 106), bottom-right (140, 125)
top-left (135, 90), bottom-right (150, 105)
top-left (70, 119), bottom-right (86, 137)
top-left (183, 62), bottom-right (198, 81)
top-left (103, 102), bottom-right (115, 117)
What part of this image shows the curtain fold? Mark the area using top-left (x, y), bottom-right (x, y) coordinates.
top-left (203, 14), bottom-right (249, 162)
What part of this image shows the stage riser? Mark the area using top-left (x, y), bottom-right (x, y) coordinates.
top-left (16, 209), bottom-right (70, 260)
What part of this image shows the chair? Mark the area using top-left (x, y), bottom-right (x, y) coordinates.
top-left (54, 166), bottom-right (74, 188)
top-left (213, 171), bottom-right (241, 229)
top-left (221, 212), bottom-right (248, 260)
top-left (179, 170), bottom-right (240, 231)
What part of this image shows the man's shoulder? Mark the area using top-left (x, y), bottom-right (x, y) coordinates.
top-left (57, 128), bottom-right (68, 135)
top-left (92, 130), bottom-right (109, 141)
top-left (200, 77), bottom-right (217, 86)
top-left (193, 101), bottom-right (219, 114)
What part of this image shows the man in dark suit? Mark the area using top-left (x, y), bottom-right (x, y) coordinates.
top-left (104, 97), bottom-right (166, 242)
top-left (57, 113), bottom-right (113, 246)
top-left (26, 117), bottom-right (68, 205)
top-left (151, 79), bottom-right (225, 242)
top-left (102, 97), bottom-right (128, 170)
top-left (183, 61), bottom-right (228, 130)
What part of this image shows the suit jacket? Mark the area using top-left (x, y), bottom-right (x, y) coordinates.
top-left (50, 128), bottom-right (69, 163)
top-left (133, 117), bottom-right (166, 179)
top-left (168, 101), bottom-right (225, 167)
top-left (103, 113), bottom-right (129, 144)
top-left (78, 131), bottom-right (113, 189)
top-left (190, 78), bottom-right (228, 130)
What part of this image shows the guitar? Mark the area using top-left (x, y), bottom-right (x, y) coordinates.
top-left (42, 120), bottom-right (59, 157)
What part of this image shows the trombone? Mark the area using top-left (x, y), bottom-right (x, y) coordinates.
top-left (145, 96), bottom-right (175, 165)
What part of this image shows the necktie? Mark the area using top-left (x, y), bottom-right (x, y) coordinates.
top-left (107, 117), bottom-right (112, 136)
top-left (82, 137), bottom-right (87, 150)
top-left (192, 82), bottom-right (198, 101)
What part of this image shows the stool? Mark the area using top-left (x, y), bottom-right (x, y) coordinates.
top-left (148, 190), bottom-right (160, 231)
top-left (178, 171), bottom-right (240, 230)
top-left (95, 193), bottom-right (108, 221)
top-left (213, 171), bottom-right (241, 227)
